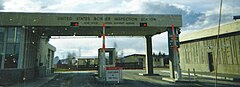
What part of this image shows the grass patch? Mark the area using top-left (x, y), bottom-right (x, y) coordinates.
top-left (54, 68), bottom-right (73, 72)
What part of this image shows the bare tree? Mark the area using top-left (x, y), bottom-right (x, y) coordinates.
top-left (113, 42), bottom-right (118, 58)
top-left (78, 48), bottom-right (81, 57)
top-left (66, 52), bottom-right (76, 65)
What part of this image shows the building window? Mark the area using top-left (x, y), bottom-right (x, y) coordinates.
top-left (4, 27), bottom-right (21, 68)
top-left (138, 58), bottom-right (143, 62)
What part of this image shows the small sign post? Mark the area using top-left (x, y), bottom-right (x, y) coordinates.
top-left (105, 67), bottom-right (123, 83)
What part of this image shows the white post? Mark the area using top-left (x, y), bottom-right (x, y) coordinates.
top-left (193, 68), bottom-right (196, 81)
top-left (188, 68), bottom-right (190, 81)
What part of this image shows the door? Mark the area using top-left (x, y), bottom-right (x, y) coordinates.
top-left (208, 52), bottom-right (214, 72)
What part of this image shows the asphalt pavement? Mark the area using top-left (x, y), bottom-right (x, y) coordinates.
top-left (39, 70), bottom-right (240, 87)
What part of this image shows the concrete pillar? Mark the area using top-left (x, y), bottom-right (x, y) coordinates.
top-left (145, 35), bottom-right (153, 75)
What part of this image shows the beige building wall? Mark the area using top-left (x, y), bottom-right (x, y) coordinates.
top-left (153, 56), bottom-right (164, 67)
top-left (124, 54), bottom-right (165, 67)
top-left (37, 38), bottom-right (56, 76)
top-left (124, 55), bottom-right (146, 67)
top-left (77, 59), bottom-right (85, 65)
top-left (77, 58), bottom-right (97, 66)
top-left (179, 21), bottom-right (240, 75)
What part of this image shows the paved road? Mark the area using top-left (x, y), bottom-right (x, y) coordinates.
top-left (41, 70), bottom-right (240, 87)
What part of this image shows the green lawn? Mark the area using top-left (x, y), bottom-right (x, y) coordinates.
top-left (54, 68), bottom-right (73, 72)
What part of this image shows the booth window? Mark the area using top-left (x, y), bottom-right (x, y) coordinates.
top-left (4, 27), bottom-right (21, 68)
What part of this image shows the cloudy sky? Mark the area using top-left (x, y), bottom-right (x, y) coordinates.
top-left (1, 0), bottom-right (239, 59)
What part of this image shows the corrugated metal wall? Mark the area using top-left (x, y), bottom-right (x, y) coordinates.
top-left (179, 33), bottom-right (240, 74)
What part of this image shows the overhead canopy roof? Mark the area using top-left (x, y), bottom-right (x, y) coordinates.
top-left (0, 12), bottom-right (182, 36)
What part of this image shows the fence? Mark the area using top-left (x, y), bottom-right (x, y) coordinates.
top-left (56, 62), bottom-right (143, 71)
top-left (116, 62), bottom-right (143, 69)
top-left (56, 64), bottom-right (98, 70)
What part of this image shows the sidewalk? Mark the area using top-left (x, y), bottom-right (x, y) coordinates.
top-left (11, 74), bottom-right (58, 87)
top-left (182, 71), bottom-right (240, 81)
top-left (160, 70), bottom-right (240, 81)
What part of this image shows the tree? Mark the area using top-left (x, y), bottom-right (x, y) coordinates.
top-left (158, 52), bottom-right (162, 56)
top-left (57, 60), bottom-right (62, 64)
top-left (54, 56), bottom-right (60, 64)
top-left (152, 52), bottom-right (156, 56)
top-left (162, 53), bottom-right (166, 57)
top-left (66, 52), bottom-right (76, 65)
top-left (113, 42), bottom-right (118, 58)
top-left (78, 48), bottom-right (81, 57)
top-left (113, 42), bottom-right (117, 49)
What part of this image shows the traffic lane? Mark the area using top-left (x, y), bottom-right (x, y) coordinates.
top-left (123, 71), bottom-right (174, 87)
top-left (40, 73), bottom-right (75, 87)
top-left (71, 72), bottom-right (163, 87)
top-left (41, 71), bottom-right (172, 87)
top-left (123, 70), bottom-right (240, 87)
top-left (69, 70), bottom-right (195, 87)
top-left (41, 71), bottom-right (96, 87)
top-left (41, 70), bottom-right (240, 87)
top-left (69, 73), bottom-right (95, 87)
top-left (41, 72), bottom-right (162, 87)
top-left (123, 70), bottom-right (193, 87)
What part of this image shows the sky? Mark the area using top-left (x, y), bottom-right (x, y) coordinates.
top-left (0, 0), bottom-right (239, 59)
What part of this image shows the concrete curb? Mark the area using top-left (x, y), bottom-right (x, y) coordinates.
top-left (138, 73), bottom-right (160, 76)
top-left (162, 77), bottom-right (198, 83)
top-left (162, 78), bottom-right (176, 82)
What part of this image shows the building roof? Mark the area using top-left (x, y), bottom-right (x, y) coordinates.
top-left (76, 56), bottom-right (97, 59)
top-left (77, 58), bottom-right (96, 60)
top-left (180, 20), bottom-right (240, 42)
top-left (123, 54), bottom-right (145, 58)
top-left (48, 43), bottom-right (56, 51)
